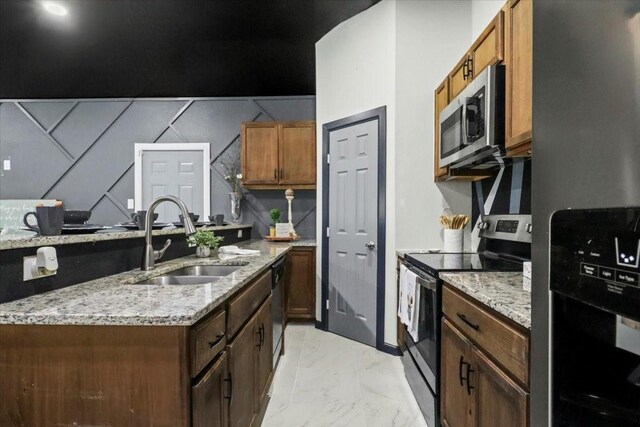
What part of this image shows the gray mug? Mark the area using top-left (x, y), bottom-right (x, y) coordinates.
top-left (23, 206), bottom-right (64, 236)
top-left (209, 214), bottom-right (224, 226)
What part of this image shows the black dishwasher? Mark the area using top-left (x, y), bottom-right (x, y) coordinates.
top-left (271, 257), bottom-right (285, 367)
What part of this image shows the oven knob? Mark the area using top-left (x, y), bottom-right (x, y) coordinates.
top-left (526, 223), bottom-right (532, 233)
top-left (479, 221), bottom-right (490, 230)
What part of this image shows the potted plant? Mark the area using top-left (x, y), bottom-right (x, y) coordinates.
top-left (269, 208), bottom-right (281, 237)
top-left (187, 229), bottom-right (224, 258)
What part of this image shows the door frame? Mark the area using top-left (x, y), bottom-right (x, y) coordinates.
top-left (134, 143), bottom-right (211, 216)
top-left (320, 106), bottom-right (387, 352)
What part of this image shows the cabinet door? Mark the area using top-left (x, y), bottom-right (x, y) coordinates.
top-left (434, 78), bottom-right (449, 180)
top-left (228, 317), bottom-right (257, 427)
top-left (192, 351), bottom-right (228, 427)
top-left (241, 122), bottom-right (279, 185)
top-left (505, 0), bottom-right (532, 150)
top-left (470, 11), bottom-right (504, 79)
top-left (254, 296), bottom-right (273, 410)
top-left (441, 318), bottom-right (473, 427)
top-left (279, 121), bottom-right (316, 185)
top-left (449, 55), bottom-right (470, 99)
top-left (285, 248), bottom-right (316, 320)
top-left (472, 347), bottom-right (529, 427)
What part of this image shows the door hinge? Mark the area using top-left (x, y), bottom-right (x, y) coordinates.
top-left (326, 300), bottom-right (329, 310)
top-left (326, 227), bottom-right (330, 238)
top-left (327, 154), bottom-right (330, 164)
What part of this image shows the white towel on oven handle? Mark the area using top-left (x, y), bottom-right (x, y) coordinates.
top-left (405, 269), bottom-right (421, 341)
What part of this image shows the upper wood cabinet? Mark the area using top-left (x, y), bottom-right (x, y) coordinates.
top-left (448, 11), bottom-right (505, 99)
top-left (285, 247), bottom-right (316, 321)
top-left (505, 0), bottom-right (533, 154)
top-left (241, 121), bottom-right (316, 190)
top-left (434, 79), bottom-right (450, 180)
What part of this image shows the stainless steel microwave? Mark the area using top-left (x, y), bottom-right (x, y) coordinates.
top-left (439, 65), bottom-right (505, 169)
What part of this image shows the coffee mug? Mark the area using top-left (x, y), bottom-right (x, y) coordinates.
top-left (179, 213), bottom-right (199, 224)
top-left (209, 214), bottom-right (224, 226)
top-left (23, 206), bottom-right (64, 236)
top-left (131, 211), bottom-right (158, 230)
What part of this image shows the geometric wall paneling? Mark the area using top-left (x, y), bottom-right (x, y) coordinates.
top-left (0, 96), bottom-right (317, 237)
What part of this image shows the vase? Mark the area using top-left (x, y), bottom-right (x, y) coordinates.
top-left (196, 246), bottom-right (210, 258)
top-left (229, 192), bottom-right (242, 223)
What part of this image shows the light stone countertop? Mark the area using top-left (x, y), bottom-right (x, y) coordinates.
top-left (0, 239), bottom-right (314, 327)
top-left (439, 272), bottom-right (531, 330)
top-left (0, 223), bottom-right (253, 251)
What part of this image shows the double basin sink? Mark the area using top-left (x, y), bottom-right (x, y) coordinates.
top-left (135, 265), bottom-right (243, 286)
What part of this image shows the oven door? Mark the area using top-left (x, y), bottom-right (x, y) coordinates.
top-left (404, 270), bottom-right (440, 391)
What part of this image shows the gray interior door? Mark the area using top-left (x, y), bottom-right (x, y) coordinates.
top-left (328, 119), bottom-right (378, 347)
top-left (141, 150), bottom-right (204, 222)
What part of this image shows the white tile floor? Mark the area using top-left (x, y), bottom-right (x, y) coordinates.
top-left (262, 323), bottom-right (429, 427)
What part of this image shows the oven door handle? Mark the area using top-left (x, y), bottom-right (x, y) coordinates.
top-left (415, 275), bottom-right (436, 291)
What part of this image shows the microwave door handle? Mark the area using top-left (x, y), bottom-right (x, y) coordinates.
top-left (462, 97), bottom-right (472, 145)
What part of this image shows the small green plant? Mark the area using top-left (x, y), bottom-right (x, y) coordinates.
top-left (269, 208), bottom-right (281, 227)
top-left (187, 230), bottom-right (224, 249)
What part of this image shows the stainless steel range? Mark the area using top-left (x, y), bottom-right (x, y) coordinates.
top-left (399, 214), bottom-right (532, 427)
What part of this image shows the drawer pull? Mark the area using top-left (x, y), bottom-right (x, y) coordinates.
top-left (208, 334), bottom-right (224, 349)
top-left (457, 313), bottom-right (480, 331)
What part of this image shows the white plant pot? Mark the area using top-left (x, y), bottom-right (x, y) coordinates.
top-left (443, 229), bottom-right (464, 253)
top-left (196, 246), bottom-right (211, 258)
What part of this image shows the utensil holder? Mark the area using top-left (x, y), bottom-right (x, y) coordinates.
top-left (443, 229), bottom-right (463, 252)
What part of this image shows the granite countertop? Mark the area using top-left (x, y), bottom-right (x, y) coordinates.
top-left (439, 272), bottom-right (531, 329)
top-left (0, 239), bottom-right (314, 327)
top-left (0, 223), bottom-right (253, 251)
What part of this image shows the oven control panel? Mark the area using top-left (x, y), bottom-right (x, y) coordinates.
top-left (551, 207), bottom-right (640, 321)
top-left (478, 214), bottom-right (532, 243)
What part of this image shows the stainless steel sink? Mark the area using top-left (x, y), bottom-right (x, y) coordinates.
top-left (168, 265), bottom-right (242, 277)
top-left (136, 275), bottom-right (221, 285)
top-left (134, 264), bottom-right (242, 285)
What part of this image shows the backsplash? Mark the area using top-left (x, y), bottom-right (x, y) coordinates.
top-left (471, 158), bottom-right (531, 226)
top-left (0, 96), bottom-right (317, 239)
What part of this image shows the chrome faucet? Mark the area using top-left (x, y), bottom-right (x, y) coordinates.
top-left (141, 195), bottom-right (197, 270)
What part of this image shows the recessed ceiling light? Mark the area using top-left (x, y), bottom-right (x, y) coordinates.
top-left (41, 1), bottom-right (68, 16)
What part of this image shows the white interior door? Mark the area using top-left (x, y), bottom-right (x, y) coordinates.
top-left (328, 119), bottom-right (379, 347)
top-left (134, 144), bottom-right (210, 223)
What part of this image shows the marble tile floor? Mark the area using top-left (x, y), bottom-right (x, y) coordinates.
top-left (262, 323), bottom-right (429, 427)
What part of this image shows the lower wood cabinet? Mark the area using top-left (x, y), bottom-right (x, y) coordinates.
top-left (285, 247), bottom-right (316, 321)
top-left (441, 284), bottom-right (529, 427)
top-left (192, 351), bottom-right (229, 427)
top-left (254, 297), bottom-right (273, 410)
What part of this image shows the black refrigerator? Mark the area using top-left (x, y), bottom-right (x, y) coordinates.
top-left (531, 1), bottom-right (640, 426)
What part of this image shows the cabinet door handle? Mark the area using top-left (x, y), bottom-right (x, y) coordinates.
top-left (208, 334), bottom-right (224, 349)
top-left (274, 168), bottom-right (277, 179)
top-left (465, 363), bottom-right (475, 396)
top-left (280, 168), bottom-right (284, 181)
top-left (462, 59), bottom-right (468, 80)
top-left (256, 328), bottom-right (262, 348)
top-left (459, 355), bottom-right (469, 386)
top-left (261, 323), bottom-right (265, 346)
top-left (457, 313), bottom-right (480, 331)
top-left (224, 374), bottom-right (233, 401)
top-left (467, 57), bottom-right (473, 80)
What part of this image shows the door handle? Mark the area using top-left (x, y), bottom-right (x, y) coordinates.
top-left (280, 168), bottom-right (284, 181)
top-left (365, 241), bottom-right (376, 249)
top-left (465, 363), bottom-right (475, 396)
top-left (224, 374), bottom-right (233, 401)
top-left (274, 168), bottom-right (277, 179)
top-left (208, 334), bottom-right (224, 349)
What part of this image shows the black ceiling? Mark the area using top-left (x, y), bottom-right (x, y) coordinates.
top-left (0, 0), bottom-right (380, 99)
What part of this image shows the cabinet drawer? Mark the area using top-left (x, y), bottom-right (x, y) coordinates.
top-left (442, 285), bottom-right (529, 385)
top-left (228, 269), bottom-right (272, 339)
top-left (191, 309), bottom-right (227, 377)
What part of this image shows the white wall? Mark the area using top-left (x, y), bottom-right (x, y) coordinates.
top-left (316, 0), bottom-right (507, 346)
top-left (315, 0), bottom-right (396, 342)
top-left (471, 0), bottom-right (505, 40)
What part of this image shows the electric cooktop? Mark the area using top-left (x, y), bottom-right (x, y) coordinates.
top-left (404, 252), bottom-right (524, 278)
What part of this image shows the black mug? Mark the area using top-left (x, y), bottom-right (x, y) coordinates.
top-left (209, 214), bottom-right (224, 226)
top-left (131, 211), bottom-right (158, 230)
top-left (23, 206), bottom-right (64, 236)
top-left (179, 213), bottom-right (199, 224)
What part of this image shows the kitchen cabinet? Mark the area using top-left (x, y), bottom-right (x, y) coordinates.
top-left (254, 297), bottom-right (273, 410)
top-left (241, 121), bottom-right (316, 190)
top-left (192, 351), bottom-right (229, 427)
top-left (448, 11), bottom-right (504, 99)
top-left (228, 309), bottom-right (259, 427)
top-left (441, 284), bottom-right (530, 427)
top-left (505, 0), bottom-right (533, 155)
top-left (434, 78), bottom-right (450, 180)
top-left (285, 247), bottom-right (316, 321)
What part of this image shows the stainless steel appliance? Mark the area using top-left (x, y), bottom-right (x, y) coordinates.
top-left (530, 2), bottom-right (640, 425)
top-left (401, 214), bottom-right (532, 427)
top-left (550, 208), bottom-right (640, 426)
top-left (439, 64), bottom-right (505, 169)
top-left (271, 257), bottom-right (285, 367)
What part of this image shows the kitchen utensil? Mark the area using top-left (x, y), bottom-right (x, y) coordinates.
top-left (209, 214), bottom-right (224, 226)
top-left (23, 205), bottom-right (64, 236)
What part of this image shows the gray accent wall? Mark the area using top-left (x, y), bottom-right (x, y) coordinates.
top-left (0, 97), bottom-right (317, 239)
